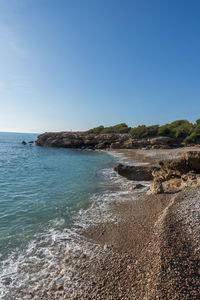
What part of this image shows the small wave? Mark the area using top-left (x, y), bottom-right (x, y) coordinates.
top-left (0, 228), bottom-right (86, 298)
top-left (0, 166), bottom-right (150, 298)
top-left (100, 167), bottom-right (150, 190)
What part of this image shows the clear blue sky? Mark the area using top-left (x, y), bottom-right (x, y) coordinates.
top-left (0, 0), bottom-right (200, 133)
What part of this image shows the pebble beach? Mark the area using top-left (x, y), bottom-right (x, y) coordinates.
top-left (2, 147), bottom-right (200, 299)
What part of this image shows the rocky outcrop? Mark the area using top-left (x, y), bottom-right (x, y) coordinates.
top-left (129, 183), bottom-right (145, 190)
top-left (114, 164), bottom-right (154, 181)
top-left (182, 151), bottom-right (200, 172)
top-left (36, 132), bottom-right (178, 150)
top-left (149, 136), bottom-right (178, 149)
top-left (149, 151), bottom-right (200, 194)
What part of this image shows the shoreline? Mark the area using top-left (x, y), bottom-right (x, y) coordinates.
top-left (107, 146), bottom-right (200, 166)
top-left (1, 149), bottom-right (138, 299)
top-left (2, 147), bottom-right (200, 299)
top-left (78, 148), bottom-right (200, 299)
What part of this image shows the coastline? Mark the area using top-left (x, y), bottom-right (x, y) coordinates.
top-left (107, 146), bottom-right (200, 166)
top-left (78, 148), bottom-right (200, 299)
top-left (2, 147), bottom-right (200, 299)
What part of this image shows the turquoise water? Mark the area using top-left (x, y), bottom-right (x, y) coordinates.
top-left (0, 132), bottom-right (117, 262)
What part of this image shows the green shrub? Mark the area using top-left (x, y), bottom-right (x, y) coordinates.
top-left (158, 120), bottom-right (193, 139)
top-left (196, 119), bottom-right (200, 125)
top-left (129, 125), bottom-right (147, 138)
top-left (158, 124), bottom-right (171, 136)
top-left (144, 125), bottom-right (159, 137)
top-left (130, 125), bottom-right (159, 138)
top-left (87, 123), bottom-right (130, 134)
top-left (185, 123), bottom-right (200, 143)
top-left (101, 123), bottom-right (130, 134)
top-left (86, 119), bottom-right (200, 144)
top-left (87, 125), bottom-right (104, 134)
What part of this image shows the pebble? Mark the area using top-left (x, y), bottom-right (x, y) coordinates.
top-left (80, 253), bottom-right (86, 259)
top-left (104, 244), bottom-right (108, 250)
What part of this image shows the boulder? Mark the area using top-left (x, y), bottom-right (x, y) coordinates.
top-left (149, 151), bottom-right (200, 194)
top-left (22, 141), bottom-right (27, 145)
top-left (181, 151), bottom-right (200, 172)
top-left (114, 164), bottom-right (154, 181)
top-left (182, 171), bottom-right (198, 186)
top-left (129, 183), bottom-right (145, 190)
top-left (148, 179), bottom-right (164, 194)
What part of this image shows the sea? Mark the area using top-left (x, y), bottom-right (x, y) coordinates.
top-left (0, 132), bottom-right (147, 297)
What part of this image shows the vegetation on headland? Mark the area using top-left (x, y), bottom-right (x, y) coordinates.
top-left (87, 119), bottom-right (200, 143)
top-left (87, 123), bottom-right (130, 134)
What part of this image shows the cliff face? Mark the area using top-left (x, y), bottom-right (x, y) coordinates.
top-left (36, 132), bottom-right (178, 150)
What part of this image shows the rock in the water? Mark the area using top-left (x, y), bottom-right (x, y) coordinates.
top-left (22, 140), bottom-right (27, 145)
top-left (114, 164), bottom-right (154, 181)
top-left (129, 183), bottom-right (145, 190)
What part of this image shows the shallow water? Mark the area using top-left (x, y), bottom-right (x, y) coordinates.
top-left (0, 132), bottom-right (122, 261)
top-left (0, 132), bottom-right (150, 298)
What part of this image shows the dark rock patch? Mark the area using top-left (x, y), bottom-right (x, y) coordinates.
top-left (114, 164), bottom-right (154, 181)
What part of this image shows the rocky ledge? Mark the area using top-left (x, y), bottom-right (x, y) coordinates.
top-left (114, 150), bottom-right (200, 195)
top-left (114, 164), bottom-right (154, 181)
top-left (36, 132), bottom-right (179, 150)
top-left (149, 151), bottom-right (200, 194)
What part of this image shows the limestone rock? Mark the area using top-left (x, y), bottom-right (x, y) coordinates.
top-left (181, 151), bottom-right (200, 172)
top-left (129, 183), bottom-right (145, 190)
top-left (148, 180), bottom-right (164, 194)
top-left (114, 164), bottom-right (154, 181)
top-left (149, 151), bottom-right (200, 194)
top-left (149, 136), bottom-right (176, 147)
top-left (36, 132), bottom-right (179, 150)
